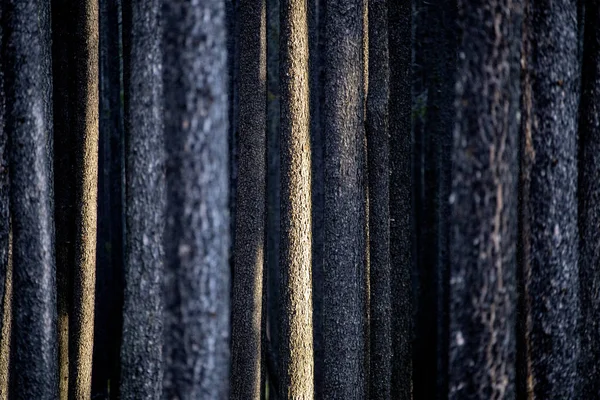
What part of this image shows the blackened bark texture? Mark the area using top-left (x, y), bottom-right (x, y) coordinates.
top-left (266, 0), bottom-right (281, 395)
top-left (162, 0), bottom-right (231, 398)
top-left (279, 0), bottom-right (314, 397)
top-left (3, 1), bottom-right (58, 398)
top-left (388, 0), bottom-right (412, 398)
top-left (366, 0), bottom-right (390, 398)
top-left (0, 6), bottom-right (7, 341)
top-left (448, 1), bottom-right (522, 398)
top-left (68, 2), bottom-right (100, 398)
top-left (520, 1), bottom-right (581, 397)
top-left (322, 0), bottom-right (367, 397)
top-left (92, 0), bottom-right (124, 398)
top-left (50, 0), bottom-right (75, 396)
top-left (120, 1), bottom-right (165, 398)
top-left (577, 1), bottom-right (600, 396)
top-left (230, 0), bottom-right (267, 398)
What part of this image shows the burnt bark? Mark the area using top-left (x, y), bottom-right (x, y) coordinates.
top-left (120, 0), bottom-right (165, 398)
top-left (0, 4), bottom-right (7, 344)
top-left (3, 1), bottom-right (58, 397)
top-left (162, 0), bottom-right (231, 397)
top-left (322, 0), bottom-right (367, 397)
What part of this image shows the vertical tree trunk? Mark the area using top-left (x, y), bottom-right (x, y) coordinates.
top-left (230, 0), bottom-right (267, 398)
top-left (448, 0), bottom-right (521, 398)
top-left (0, 232), bottom-right (11, 399)
top-left (520, 0), bottom-right (581, 397)
top-left (388, 0), bottom-right (412, 398)
top-left (366, 0), bottom-right (390, 398)
top-left (3, 1), bottom-right (58, 397)
top-left (92, 0), bottom-right (124, 397)
top-left (162, 0), bottom-right (231, 397)
top-left (577, 1), bottom-right (600, 396)
top-left (322, 0), bottom-right (367, 397)
top-left (68, 2), bottom-right (100, 398)
top-left (120, 0), bottom-right (165, 399)
top-left (0, 5), bottom-right (7, 343)
top-left (279, 0), bottom-right (313, 397)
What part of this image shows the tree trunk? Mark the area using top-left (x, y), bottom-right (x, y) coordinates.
top-left (448, 0), bottom-right (522, 398)
top-left (162, 0), bottom-right (231, 397)
top-left (388, 0), bottom-right (412, 398)
top-left (230, 0), bottom-right (267, 398)
top-left (120, 0), bottom-right (165, 398)
top-left (519, 0), bottom-right (581, 397)
top-left (3, 1), bottom-right (58, 397)
top-left (322, 0), bottom-right (367, 397)
top-left (279, 0), bottom-right (314, 397)
top-left (577, 1), bottom-right (600, 397)
top-left (0, 5), bottom-right (7, 346)
top-left (366, 0), bottom-right (390, 398)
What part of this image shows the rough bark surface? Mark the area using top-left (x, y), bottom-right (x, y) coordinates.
top-left (68, 2), bottom-right (100, 398)
top-left (162, 0), bottom-right (231, 398)
top-left (0, 235), bottom-right (11, 399)
top-left (322, 0), bottom-right (367, 397)
top-left (3, 1), bottom-right (58, 398)
top-left (577, 1), bottom-right (600, 397)
top-left (230, 0), bottom-right (267, 398)
top-left (388, 0), bottom-right (412, 398)
top-left (448, 1), bottom-right (522, 398)
top-left (520, 0), bottom-right (581, 397)
top-left (0, 5), bottom-right (7, 341)
top-left (120, 0), bottom-right (165, 398)
top-left (279, 0), bottom-right (314, 397)
top-left (366, 0), bottom-right (391, 398)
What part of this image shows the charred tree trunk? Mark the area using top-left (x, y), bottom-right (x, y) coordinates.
top-left (519, 0), bottom-right (581, 397)
top-left (120, 0), bottom-right (165, 398)
top-left (388, 0), bottom-right (412, 398)
top-left (279, 0), bottom-right (314, 397)
top-left (230, 0), bottom-right (267, 398)
top-left (162, 0), bottom-right (231, 397)
top-left (3, 1), bottom-right (58, 397)
top-left (448, 0), bottom-right (522, 398)
top-left (577, 1), bottom-right (600, 396)
top-left (322, 0), bottom-right (367, 397)
top-left (0, 5), bottom-right (7, 347)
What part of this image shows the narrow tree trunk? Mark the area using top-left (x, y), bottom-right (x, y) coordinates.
top-left (3, 1), bottom-right (58, 397)
top-left (322, 0), bottom-right (367, 397)
top-left (68, 2), bottom-right (100, 398)
top-left (230, 0), bottom-right (267, 398)
top-left (0, 5), bottom-right (7, 342)
top-left (279, 0), bottom-right (313, 397)
top-left (120, 1), bottom-right (165, 398)
top-left (366, 0), bottom-right (390, 398)
top-left (162, 0), bottom-right (231, 397)
top-left (448, 0), bottom-right (522, 398)
top-left (577, 1), bottom-right (600, 396)
top-left (0, 232), bottom-right (11, 398)
top-left (388, 0), bottom-right (412, 397)
top-left (92, 0), bottom-right (125, 397)
top-left (520, 0), bottom-right (581, 397)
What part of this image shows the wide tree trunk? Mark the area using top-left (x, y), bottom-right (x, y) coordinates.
top-left (448, 0), bottom-right (522, 398)
top-left (162, 0), bottom-right (231, 397)
top-left (230, 0), bottom-right (267, 398)
top-left (279, 0), bottom-right (313, 397)
top-left (577, 1), bottom-right (600, 397)
top-left (388, 0), bottom-right (412, 398)
top-left (519, 0), bottom-right (581, 397)
top-left (322, 0), bottom-right (367, 397)
top-left (120, 0), bottom-right (165, 398)
top-left (3, 1), bottom-right (58, 398)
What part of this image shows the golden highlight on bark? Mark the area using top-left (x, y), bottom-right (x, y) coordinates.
top-left (0, 230), bottom-right (12, 398)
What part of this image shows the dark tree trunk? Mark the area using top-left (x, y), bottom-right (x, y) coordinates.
top-left (92, 0), bottom-right (125, 398)
top-left (120, 0), bottom-right (165, 398)
top-left (3, 1), bottom-right (58, 398)
top-left (162, 0), bottom-right (231, 397)
top-left (279, 0), bottom-right (314, 397)
top-left (366, 0), bottom-right (391, 398)
top-left (519, 0), bottom-right (581, 397)
top-left (448, 0), bottom-right (522, 398)
top-left (230, 0), bottom-right (267, 398)
top-left (0, 4), bottom-right (7, 346)
top-left (322, 0), bottom-right (367, 397)
top-left (577, 1), bottom-right (600, 397)
top-left (388, 0), bottom-right (412, 398)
